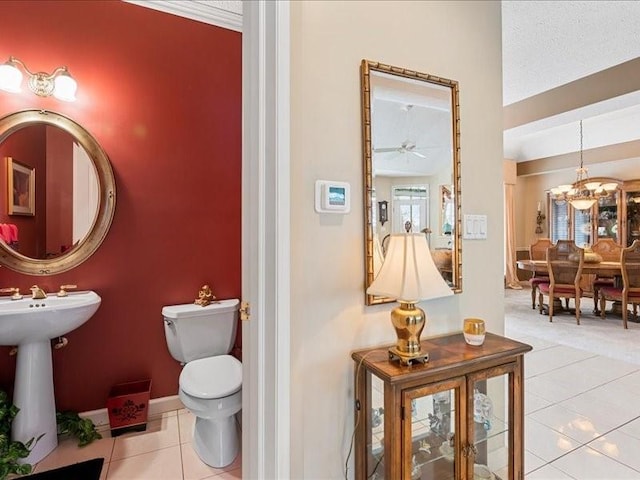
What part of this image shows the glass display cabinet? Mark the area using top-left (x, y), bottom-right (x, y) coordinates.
top-left (548, 178), bottom-right (622, 248)
top-left (571, 189), bottom-right (621, 247)
top-left (624, 181), bottom-right (640, 247)
top-left (352, 333), bottom-right (531, 480)
top-left (546, 178), bottom-right (640, 248)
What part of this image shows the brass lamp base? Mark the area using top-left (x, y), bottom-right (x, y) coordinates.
top-left (388, 302), bottom-right (429, 366)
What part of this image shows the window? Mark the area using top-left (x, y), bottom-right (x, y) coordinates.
top-left (572, 209), bottom-right (591, 247)
top-left (391, 185), bottom-right (429, 233)
top-left (549, 196), bottom-right (569, 243)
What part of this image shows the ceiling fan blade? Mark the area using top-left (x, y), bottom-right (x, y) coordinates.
top-left (374, 147), bottom-right (401, 153)
top-left (410, 151), bottom-right (427, 158)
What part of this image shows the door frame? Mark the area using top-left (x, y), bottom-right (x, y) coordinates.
top-left (242, 2), bottom-right (291, 478)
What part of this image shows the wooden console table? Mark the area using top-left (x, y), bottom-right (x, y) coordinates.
top-left (352, 332), bottom-right (532, 480)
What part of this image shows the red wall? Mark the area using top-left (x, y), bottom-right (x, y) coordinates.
top-left (0, 1), bottom-right (242, 412)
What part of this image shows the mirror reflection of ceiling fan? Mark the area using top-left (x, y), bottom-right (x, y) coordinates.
top-left (374, 140), bottom-right (426, 158)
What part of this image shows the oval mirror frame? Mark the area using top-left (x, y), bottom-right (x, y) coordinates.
top-left (361, 60), bottom-right (462, 305)
top-left (0, 109), bottom-right (116, 275)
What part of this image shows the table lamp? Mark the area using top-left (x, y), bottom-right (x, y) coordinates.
top-left (367, 233), bottom-right (453, 364)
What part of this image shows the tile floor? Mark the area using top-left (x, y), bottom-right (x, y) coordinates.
top-left (507, 293), bottom-right (640, 479)
top-left (30, 409), bottom-right (241, 480)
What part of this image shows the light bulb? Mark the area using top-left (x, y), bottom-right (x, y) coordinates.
top-left (53, 70), bottom-right (77, 102)
top-left (0, 60), bottom-right (23, 93)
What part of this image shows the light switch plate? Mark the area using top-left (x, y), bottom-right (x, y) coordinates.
top-left (463, 214), bottom-right (487, 239)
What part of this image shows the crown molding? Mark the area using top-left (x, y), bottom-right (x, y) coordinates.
top-left (125, 0), bottom-right (242, 32)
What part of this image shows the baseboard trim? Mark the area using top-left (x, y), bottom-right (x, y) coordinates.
top-left (80, 395), bottom-right (184, 430)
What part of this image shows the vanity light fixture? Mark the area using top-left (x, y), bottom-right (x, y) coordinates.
top-left (549, 120), bottom-right (616, 210)
top-left (366, 233), bottom-right (453, 365)
top-left (0, 56), bottom-right (77, 102)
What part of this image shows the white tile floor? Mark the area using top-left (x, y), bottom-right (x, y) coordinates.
top-left (507, 292), bottom-right (640, 479)
top-left (30, 409), bottom-right (241, 480)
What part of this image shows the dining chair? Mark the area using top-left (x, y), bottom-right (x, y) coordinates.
top-left (528, 238), bottom-right (553, 309)
top-left (599, 240), bottom-right (640, 329)
top-left (538, 241), bottom-right (585, 324)
top-left (590, 238), bottom-right (623, 315)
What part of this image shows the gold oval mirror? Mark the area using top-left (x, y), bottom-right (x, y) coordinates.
top-left (0, 109), bottom-right (116, 275)
top-left (361, 60), bottom-right (462, 305)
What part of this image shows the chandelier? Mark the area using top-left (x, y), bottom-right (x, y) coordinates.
top-left (549, 120), bottom-right (617, 210)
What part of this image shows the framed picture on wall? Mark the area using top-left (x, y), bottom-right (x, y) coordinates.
top-left (7, 157), bottom-right (35, 216)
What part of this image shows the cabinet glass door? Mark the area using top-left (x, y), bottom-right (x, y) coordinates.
top-left (626, 191), bottom-right (640, 246)
top-left (596, 193), bottom-right (619, 243)
top-left (402, 377), bottom-right (465, 480)
top-left (366, 373), bottom-right (386, 479)
top-left (468, 364), bottom-right (518, 480)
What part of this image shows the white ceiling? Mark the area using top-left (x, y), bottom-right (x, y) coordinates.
top-left (502, 0), bottom-right (640, 163)
top-left (371, 71), bottom-right (453, 177)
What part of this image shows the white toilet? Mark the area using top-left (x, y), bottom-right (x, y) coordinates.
top-left (162, 298), bottom-right (241, 468)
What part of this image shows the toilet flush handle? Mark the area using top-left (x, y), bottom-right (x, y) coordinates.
top-left (164, 318), bottom-right (174, 326)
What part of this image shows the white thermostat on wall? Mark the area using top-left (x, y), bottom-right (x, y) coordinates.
top-left (315, 180), bottom-right (351, 214)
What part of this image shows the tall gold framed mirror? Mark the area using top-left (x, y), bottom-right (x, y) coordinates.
top-left (0, 109), bottom-right (116, 275)
top-left (361, 60), bottom-right (461, 305)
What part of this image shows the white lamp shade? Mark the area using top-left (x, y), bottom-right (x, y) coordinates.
top-left (53, 71), bottom-right (77, 102)
top-left (367, 233), bottom-right (453, 303)
top-left (0, 61), bottom-right (23, 93)
top-left (570, 198), bottom-right (596, 210)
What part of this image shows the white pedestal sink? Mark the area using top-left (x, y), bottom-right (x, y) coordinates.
top-left (0, 291), bottom-right (101, 464)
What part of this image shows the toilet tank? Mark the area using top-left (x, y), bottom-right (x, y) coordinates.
top-left (162, 298), bottom-right (239, 363)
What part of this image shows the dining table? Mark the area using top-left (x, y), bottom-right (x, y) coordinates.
top-left (516, 259), bottom-right (623, 277)
top-left (516, 259), bottom-right (639, 321)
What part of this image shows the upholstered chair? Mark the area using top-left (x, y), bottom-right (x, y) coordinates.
top-left (538, 241), bottom-right (584, 324)
top-left (599, 240), bottom-right (640, 329)
top-left (528, 238), bottom-right (553, 309)
top-left (590, 238), bottom-right (623, 315)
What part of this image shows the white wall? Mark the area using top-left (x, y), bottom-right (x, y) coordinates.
top-left (290, 2), bottom-right (504, 477)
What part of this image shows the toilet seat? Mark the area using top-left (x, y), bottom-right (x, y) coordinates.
top-left (180, 355), bottom-right (242, 399)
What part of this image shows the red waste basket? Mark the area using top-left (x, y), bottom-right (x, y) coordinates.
top-left (107, 379), bottom-right (152, 436)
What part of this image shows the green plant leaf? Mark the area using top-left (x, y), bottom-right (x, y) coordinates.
top-left (0, 388), bottom-right (37, 480)
top-left (56, 410), bottom-right (101, 447)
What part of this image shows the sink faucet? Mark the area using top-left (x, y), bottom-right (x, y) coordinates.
top-left (0, 287), bottom-right (22, 300)
top-left (30, 285), bottom-right (47, 299)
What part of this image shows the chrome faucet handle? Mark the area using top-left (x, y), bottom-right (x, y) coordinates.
top-left (0, 287), bottom-right (22, 300)
top-left (57, 284), bottom-right (77, 297)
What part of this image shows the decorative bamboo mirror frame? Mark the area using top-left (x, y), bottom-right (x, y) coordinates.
top-left (361, 60), bottom-right (462, 305)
